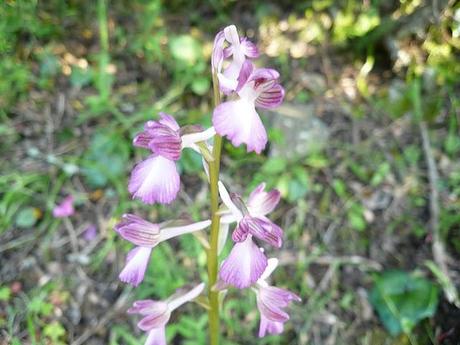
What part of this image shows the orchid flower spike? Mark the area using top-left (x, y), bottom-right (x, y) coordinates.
top-left (217, 181), bottom-right (283, 288)
top-left (128, 283), bottom-right (205, 345)
top-left (129, 113), bottom-right (215, 204)
top-left (53, 195), bottom-right (75, 218)
top-left (255, 258), bottom-right (301, 337)
top-left (213, 61), bottom-right (284, 154)
top-left (115, 214), bottom-right (211, 286)
top-left (212, 25), bottom-right (259, 93)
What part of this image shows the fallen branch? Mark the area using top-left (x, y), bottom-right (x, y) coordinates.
top-left (419, 121), bottom-right (459, 306)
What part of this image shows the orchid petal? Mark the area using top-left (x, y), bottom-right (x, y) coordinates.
top-left (218, 221), bottom-right (230, 255)
top-left (129, 155), bottom-right (180, 205)
top-left (259, 258), bottom-right (279, 282)
top-left (145, 327), bottom-right (167, 345)
top-left (211, 30), bottom-right (225, 72)
top-left (258, 316), bottom-right (284, 338)
top-left (236, 216), bottom-right (283, 248)
top-left (240, 37), bottom-right (259, 58)
top-left (247, 183), bottom-right (281, 217)
top-left (218, 181), bottom-right (243, 221)
top-left (168, 283), bottom-right (206, 311)
top-left (158, 112), bottom-right (180, 131)
top-left (219, 236), bottom-right (268, 289)
top-left (213, 99), bottom-right (267, 154)
top-left (159, 220), bottom-right (211, 242)
top-left (53, 196), bottom-right (75, 218)
top-left (181, 127), bottom-right (216, 149)
top-left (119, 246), bottom-right (152, 286)
top-left (128, 300), bottom-right (168, 316)
top-left (115, 214), bottom-right (161, 247)
top-left (256, 84), bottom-right (285, 109)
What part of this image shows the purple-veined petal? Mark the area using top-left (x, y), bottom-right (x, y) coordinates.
top-left (256, 84), bottom-right (285, 109)
top-left (257, 285), bottom-right (301, 322)
top-left (240, 37), bottom-right (259, 58)
top-left (147, 127), bottom-right (182, 161)
top-left (128, 300), bottom-right (168, 315)
top-left (129, 155), bottom-right (180, 205)
top-left (236, 216), bottom-right (283, 248)
top-left (213, 99), bottom-right (267, 154)
top-left (53, 195), bottom-right (75, 218)
top-left (236, 60), bottom-right (254, 92)
top-left (258, 316), bottom-right (284, 338)
top-left (115, 214), bottom-right (161, 247)
top-left (212, 30), bottom-right (225, 72)
top-left (145, 327), bottom-right (167, 345)
top-left (249, 68), bottom-right (280, 86)
top-left (119, 246), bottom-right (152, 286)
top-left (232, 220), bottom-right (249, 243)
top-left (219, 236), bottom-right (268, 289)
top-left (247, 183), bottom-right (281, 217)
top-left (138, 309), bottom-right (171, 331)
top-left (158, 113), bottom-right (180, 131)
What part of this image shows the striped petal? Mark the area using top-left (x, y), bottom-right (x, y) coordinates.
top-left (247, 183), bottom-right (281, 217)
top-left (213, 99), bottom-right (267, 154)
top-left (128, 155), bottom-right (180, 205)
top-left (219, 236), bottom-right (268, 289)
top-left (256, 84), bottom-right (285, 109)
top-left (119, 246), bottom-right (152, 286)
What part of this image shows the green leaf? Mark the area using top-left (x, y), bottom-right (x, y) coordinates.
top-left (43, 321), bottom-right (66, 341)
top-left (82, 130), bottom-right (130, 188)
top-left (348, 203), bottom-right (366, 231)
top-left (191, 76), bottom-right (210, 95)
top-left (369, 270), bottom-right (439, 336)
top-left (169, 35), bottom-right (202, 65)
top-left (0, 286), bottom-right (11, 301)
top-left (15, 207), bottom-right (37, 228)
top-left (261, 158), bottom-right (287, 174)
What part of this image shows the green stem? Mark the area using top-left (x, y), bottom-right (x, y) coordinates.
top-left (207, 72), bottom-right (223, 345)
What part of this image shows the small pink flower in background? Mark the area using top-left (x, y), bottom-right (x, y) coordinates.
top-left (129, 113), bottom-right (215, 204)
top-left (255, 258), bottom-right (301, 337)
top-left (212, 25), bottom-right (259, 93)
top-left (213, 61), bottom-right (284, 154)
top-left (128, 283), bottom-right (205, 345)
top-left (83, 224), bottom-right (98, 241)
top-left (52, 195), bottom-right (75, 218)
top-left (217, 181), bottom-right (283, 288)
top-left (115, 214), bottom-right (211, 286)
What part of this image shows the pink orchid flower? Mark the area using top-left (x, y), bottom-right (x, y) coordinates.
top-left (129, 113), bottom-right (215, 204)
top-left (255, 258), bottom-right (301, 337)
top-left (52, 195), bottom-right (75, 218)
top-left (212, 25), bottom-right (259, 93)
top-left (217, 181), bottom-right (282, 288)
top-left (128, 283), bottom-right (205, 345)
top-left (115, 214), bottom-right (211, 286)
top-left (213, 61), bottom-right (284, 154)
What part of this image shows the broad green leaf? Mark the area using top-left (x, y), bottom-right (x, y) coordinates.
top-left (15, 207), bottom-right (37, 228)
top-left (369, 270), bottom-right (439, 336)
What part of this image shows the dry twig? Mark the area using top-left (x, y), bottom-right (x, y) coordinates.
top-left (419, 121), bottom-right (459, 306)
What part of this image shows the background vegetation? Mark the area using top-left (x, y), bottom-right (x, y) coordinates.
top-left (1, 0), bottom-right (460, 344)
